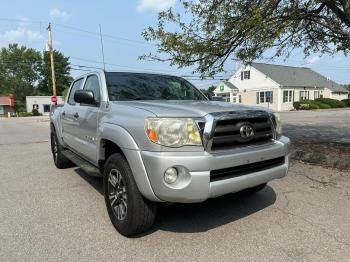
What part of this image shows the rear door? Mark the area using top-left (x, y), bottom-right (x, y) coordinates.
top-left (73, 74), bottom-right (101, 163)
top-left (61, 78), bottom-right (84, 152)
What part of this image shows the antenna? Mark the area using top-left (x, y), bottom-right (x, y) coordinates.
top-left (99, 24), bottom-right (106, 71)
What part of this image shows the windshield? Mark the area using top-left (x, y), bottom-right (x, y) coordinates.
top-left (105, 72), bottom-right (207, 101)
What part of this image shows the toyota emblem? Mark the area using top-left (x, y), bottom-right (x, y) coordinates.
top-left (240, 124), bottom-right (254, 139)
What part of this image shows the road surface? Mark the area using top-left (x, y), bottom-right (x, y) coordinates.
top-left (0, 116), bottom-right (349, 261)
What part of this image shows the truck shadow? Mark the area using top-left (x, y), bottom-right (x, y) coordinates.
top-left (74, 168), bottom-right (276, 235)
top-left (150, 186), bottom-right (276, 234)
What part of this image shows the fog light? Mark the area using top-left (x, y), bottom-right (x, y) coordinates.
top-left (164, 167), bottom-right (178, 184)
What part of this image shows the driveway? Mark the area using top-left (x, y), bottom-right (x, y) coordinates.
top-left (280, 109), bottom-right (350, 144)
top-left (0, 118), bottom-right (349, 261)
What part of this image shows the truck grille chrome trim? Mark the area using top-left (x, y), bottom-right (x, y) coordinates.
top-left (210, 157), bottom-right (285, 182)
top-left (203, 111), bottom-right (274, 151)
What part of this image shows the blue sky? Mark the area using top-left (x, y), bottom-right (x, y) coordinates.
top-left (0, 0), bottom-right (349, 88)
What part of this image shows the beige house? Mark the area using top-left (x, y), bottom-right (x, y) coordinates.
top-left (214, 63), bottom-right (349, 111)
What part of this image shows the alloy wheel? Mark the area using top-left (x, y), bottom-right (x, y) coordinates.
top-left (108, 169), bottom-right (127, 220)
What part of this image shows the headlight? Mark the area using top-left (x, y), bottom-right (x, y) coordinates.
top-left (271, 113), bottom-right (282, 139)
top-left (145, 118), bottom-right (202, 147)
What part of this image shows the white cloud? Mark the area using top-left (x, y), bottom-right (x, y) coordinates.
top-left (49, 8), bottom-right (70, 21)
top-left (306, 56), bottom-right (320, 65)
top-left (136, 0), bottom-right (175, 12)
top-left (0, 18), bottom-right (44, 47)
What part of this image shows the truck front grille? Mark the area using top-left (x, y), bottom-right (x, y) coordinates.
top-left (211, 116), bottom-right (273, 150)
top-left (210, 157), bottom-right (285, 182)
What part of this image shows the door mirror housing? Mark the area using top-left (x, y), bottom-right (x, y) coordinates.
top-left (74, 90), bottom-right (96, 105)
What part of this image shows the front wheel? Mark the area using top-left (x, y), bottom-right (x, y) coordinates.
top-left (103, 153), bottom-right (157, 236)
top-left (50, 132), bottom-right (74, 169)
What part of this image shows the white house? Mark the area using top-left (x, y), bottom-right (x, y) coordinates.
top-left (213, 63), bottom-right (349, 111)
top-left (26, 96), bottom-right (64, 115)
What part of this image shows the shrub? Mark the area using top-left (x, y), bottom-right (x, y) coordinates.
top-left (293, 100), bottom-right (319, 110)
top-left (17, 109), bottom-right (43, 117)
top-left (18, 112), bottom-right (33, 117)
top-left (315, 102), bottom-right (331, 109)
top-left (341, 99), bottom-right (350, 107)
top-left (32, 108), bottom-right (42, 116)
top-left (315, 98), bottom-right (346, 108)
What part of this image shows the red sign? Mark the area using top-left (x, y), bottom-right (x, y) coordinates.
top-left (51, 96), bottom-right (57, 104)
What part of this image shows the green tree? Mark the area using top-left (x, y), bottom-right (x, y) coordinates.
top-left (343, 84), bottom-right (350, 91)
top-left (38, 50), bottom-right (73, 96)
top-left (207, 85), bottom-right (216, 95)
top-left (200, 85), bottom-right (216, 97)
top-left (142, 0), bottom-right (350, 76)
top-left (0, 44), bottom-right (41, 111)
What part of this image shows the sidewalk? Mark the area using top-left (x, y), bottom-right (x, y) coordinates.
top-left (0, 116), bottom-right (50, 122)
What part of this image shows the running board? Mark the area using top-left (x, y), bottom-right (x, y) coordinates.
top-left (62, 150), bottom-right (102, 177)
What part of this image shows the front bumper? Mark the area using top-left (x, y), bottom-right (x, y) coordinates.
top-left (141, 136), bottom-right (290, 203)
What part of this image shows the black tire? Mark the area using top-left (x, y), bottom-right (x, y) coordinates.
top-left (50, 132), bottom-right (74, 169)
top-left (243, 183), bottom-right (267, 194)
top-left (103, 153), bottom-right (157, 236)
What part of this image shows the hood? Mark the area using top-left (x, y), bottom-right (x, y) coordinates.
top-left (113, 100), bottom-right (268, 117)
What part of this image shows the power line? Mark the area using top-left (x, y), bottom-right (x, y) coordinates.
top-left (69, 56), bottom-right (196, 74)
top-left (70, 67), bottom-right (91, 72)
top-left (1, 17), bottom-right (350, 79)
top-left (0, 17), bottom-right (156, 47)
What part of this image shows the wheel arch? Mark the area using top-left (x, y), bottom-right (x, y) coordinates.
top-left (97, 123), bottom-right (160, 202)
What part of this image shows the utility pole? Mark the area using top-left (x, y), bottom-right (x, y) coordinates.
top-left (47, 23), bottom-right (57, 105)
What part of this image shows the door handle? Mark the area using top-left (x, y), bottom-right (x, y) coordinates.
top-left (73, 112), bottom-right (79, 119)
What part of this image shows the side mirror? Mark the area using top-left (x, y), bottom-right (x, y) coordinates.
top-left (74, 90), bottom-right (95, 105)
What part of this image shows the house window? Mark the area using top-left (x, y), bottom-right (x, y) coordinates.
top-left (314, 90), bottom-right (320, 99)
top-left (217, 93), bottom-right (230, 102)
top-left (240, 70), bottom-right (250, 80)
top-left (239, 95), bottom-right (242, 103)
top-left (43, 104), bottom-right (51, 113)
top-left (300, 90), bottom-right (309, 100)
top-left (256, 91), bottom-right (273, 104)
top-left (283, 90), bottom-right (293, 103)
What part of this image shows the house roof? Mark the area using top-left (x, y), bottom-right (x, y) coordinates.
top-left (221, 80), bottom-right (238, 90)
top-left (0, 96), bottom-right (10, 106)
top-left (252, 62), bottom-right (349, 93)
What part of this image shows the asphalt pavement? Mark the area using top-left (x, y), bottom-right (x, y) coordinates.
top-left (0, 115), bottom-right (349, 261)
top-left (281, 108), bottom-right (350, 144)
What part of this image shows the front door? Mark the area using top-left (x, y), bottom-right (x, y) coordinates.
top-left (73, 74), bottom-right (101, 163)
top-left (61, 78), bottom-right (84, 152)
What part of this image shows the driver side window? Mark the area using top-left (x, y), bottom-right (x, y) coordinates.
top-left (83, 75), bottom-right (101, 104)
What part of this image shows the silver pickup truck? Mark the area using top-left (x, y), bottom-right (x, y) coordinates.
top-left (50, 70), bottom-right (290, 236)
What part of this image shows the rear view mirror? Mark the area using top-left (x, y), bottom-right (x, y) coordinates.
top-left (74, 90), bottom-right (95, 105)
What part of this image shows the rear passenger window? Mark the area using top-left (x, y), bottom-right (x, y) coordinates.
top-left (68, 79), bottom-right (83, 105)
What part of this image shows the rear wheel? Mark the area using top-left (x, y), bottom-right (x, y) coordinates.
top-left (103, 153), bottom-right (157, 236)
top-left (50, 132), bottom-right (74, 169)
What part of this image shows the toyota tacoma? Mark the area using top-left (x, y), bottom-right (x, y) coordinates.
top-left (50, 70), bottom-right (290, 236)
